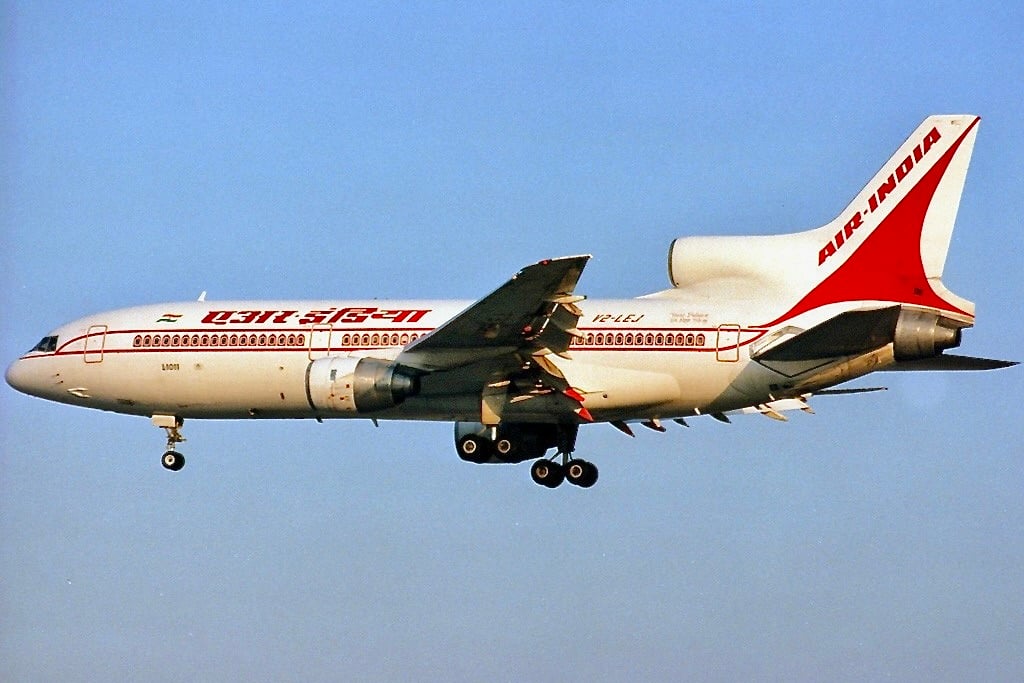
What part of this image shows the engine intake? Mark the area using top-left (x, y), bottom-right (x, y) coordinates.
top-left (306, 356), bottom-right (418, 413)
top-left (893, 309), bottom-right (962, 361)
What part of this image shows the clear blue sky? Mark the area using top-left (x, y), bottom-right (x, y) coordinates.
top-left (3, 2), bottom-right (1022, 681)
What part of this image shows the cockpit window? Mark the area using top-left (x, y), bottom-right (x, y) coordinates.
top-left (31, 336), bottom-right (59, 353)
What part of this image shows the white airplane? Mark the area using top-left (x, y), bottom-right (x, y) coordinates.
top-left (6, 115), bottom-right (1015, 488)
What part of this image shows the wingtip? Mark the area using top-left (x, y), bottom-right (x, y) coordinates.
top-left (537, 254), bottom-right (592, 266)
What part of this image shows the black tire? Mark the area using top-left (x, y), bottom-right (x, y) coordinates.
top-left (495, 438), bottom-right (514, 458)
top-left (457, 435), bottom-right (491, 464)
top-left (161, 450), bottom-right (185, 472)
top-left (566, 459), bottom-right (598, 488)
top-left (530, 459), bottom-right (564, 488)
top-left (565, 460), bottom-right (586, 486)
top-left (579, 460), bottom-right (598, 488)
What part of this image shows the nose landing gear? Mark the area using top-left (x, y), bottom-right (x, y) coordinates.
top-left (152, 414), bottom-right (186, 471)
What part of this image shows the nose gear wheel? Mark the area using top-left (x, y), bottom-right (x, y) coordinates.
top-left (153, 415), bottom-right (186, 471)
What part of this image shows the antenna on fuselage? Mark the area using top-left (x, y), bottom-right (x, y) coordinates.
top-left (197, 291), bottom-right (207, 302)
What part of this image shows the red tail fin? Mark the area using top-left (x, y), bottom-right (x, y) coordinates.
top-left (768, 115), bottom-right (980, 325)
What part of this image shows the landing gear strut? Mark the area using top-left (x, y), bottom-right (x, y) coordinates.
top-left (152, 414), bottom-right (186, 471)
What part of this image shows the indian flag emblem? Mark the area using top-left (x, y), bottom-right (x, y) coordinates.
top-left (157, 313), bottom-right (183, 323)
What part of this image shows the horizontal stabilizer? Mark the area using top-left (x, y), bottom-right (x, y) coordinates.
top-left (884, 355), bottom-right (1018, 371)
top-left (753, 307), bottom-right (900, 361)
top-left (729, 396), bottom-right (813, 420)
top-left (725, 386), bottom-right (891, 421)
top-left (814, 387), bottom-right (888, 395)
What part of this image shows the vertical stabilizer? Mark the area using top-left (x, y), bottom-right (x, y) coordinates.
top-left (817, 115), bottom-right (978, 279)
top-left (771, 115), bottom-right (980, 324)
top-left (662, 116), bottom-right (981, 327)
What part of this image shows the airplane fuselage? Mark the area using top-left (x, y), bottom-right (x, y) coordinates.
top-left (8, 298), bottom-right (783, 423)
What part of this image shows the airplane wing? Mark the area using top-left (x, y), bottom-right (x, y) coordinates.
top-left (396, 255), bottom-right (591, 373)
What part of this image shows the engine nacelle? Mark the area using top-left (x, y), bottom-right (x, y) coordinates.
top-left (893, 309), bottom-right (962, 361)
top-left (306, 356), bottom-right (418, 413)
top-left (667, 234), bottom-right (801, 291)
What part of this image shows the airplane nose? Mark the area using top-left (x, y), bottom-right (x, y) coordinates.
top-left (5, 359), bottom-right (36, 396)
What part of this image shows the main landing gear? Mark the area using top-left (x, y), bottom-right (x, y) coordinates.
top-left (529, 422), bottom-right (598, 489)
top-left (530, 456), bottom-right (599, 489)
top-left (454, 421), bottom-right (600, 488)
top-left (152, 414), bottom-right (185, 471)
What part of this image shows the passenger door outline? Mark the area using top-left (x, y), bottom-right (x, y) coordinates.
top-left (308, 325), bottom-right (334, 360)
top-left (84, 325), bottom-right (108, 364)
top-left (716, 324), bottom-right (741, 362)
